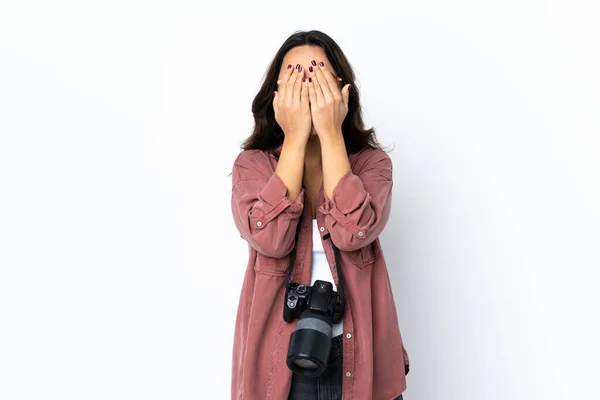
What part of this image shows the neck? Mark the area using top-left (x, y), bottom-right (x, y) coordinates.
top-left (304, 135), bottom-right (322, 169)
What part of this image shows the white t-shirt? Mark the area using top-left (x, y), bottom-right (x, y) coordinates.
top-left (311, 218), bottom-right (343, 337)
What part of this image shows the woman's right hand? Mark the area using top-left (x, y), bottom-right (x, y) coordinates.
top-left (273, 64), bottom-right (311, 145)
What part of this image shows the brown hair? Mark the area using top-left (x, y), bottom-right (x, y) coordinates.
top-left (239, 30), bottom-right (391, 158)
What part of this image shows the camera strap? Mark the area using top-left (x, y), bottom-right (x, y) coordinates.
top-left (284, 213), bottom-right (346, 309)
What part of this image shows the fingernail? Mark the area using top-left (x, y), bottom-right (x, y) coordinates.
top-left (287, 64), bottom-right (292, 69)
top-left (309, 77), bottom-right (312, 82)
top-left (296, 64), bottom-right (300, 70)
top-left (319, 61), bottom-right (324, 67)
top-left (298, 65), bottom-right (302, 72)
top-left (302, 77), bottom-right (306, 82)
top-left (311, 60), bottom-right (317, 66)
top-left (309, 66), bottom-right (313, 72)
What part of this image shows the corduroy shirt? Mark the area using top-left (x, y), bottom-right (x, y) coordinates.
top-left (230, 143), bottom-right (410, 400)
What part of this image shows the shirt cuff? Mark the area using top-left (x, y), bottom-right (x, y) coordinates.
top-left (254, 172), bottom-right (305, 228)
top-left (321, 169), bottom-right (368, 214)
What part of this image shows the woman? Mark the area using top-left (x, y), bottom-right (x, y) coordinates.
top-left (230, 30), bottom-right (409, 400)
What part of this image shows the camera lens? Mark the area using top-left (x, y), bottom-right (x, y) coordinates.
top-left (286, 310), bottom-right (333, 377)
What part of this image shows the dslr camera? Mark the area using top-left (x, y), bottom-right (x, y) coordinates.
top-left (284, 279), bottom-right (344, 377)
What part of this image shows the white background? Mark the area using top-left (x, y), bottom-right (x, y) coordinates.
top-left (1, 2), bottom-right (598, 399)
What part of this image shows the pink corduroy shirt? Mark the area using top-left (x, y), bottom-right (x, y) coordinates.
top-left (230, 143), bottom-right (410, 400)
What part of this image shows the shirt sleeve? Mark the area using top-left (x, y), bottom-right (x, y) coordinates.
top-left (317, 149), bottom-right (393, 252)
top-left (231, 150), bottom-right (306, 258)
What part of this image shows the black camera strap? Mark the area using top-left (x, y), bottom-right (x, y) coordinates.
top-left (284, 214), bottom-right (346, 308)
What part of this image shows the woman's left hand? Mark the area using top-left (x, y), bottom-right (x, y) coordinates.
top-left (307, 60), bottom-right (351, 137)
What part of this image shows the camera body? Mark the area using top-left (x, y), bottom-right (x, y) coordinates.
top-left (284, 280), bottom-right (344, 324)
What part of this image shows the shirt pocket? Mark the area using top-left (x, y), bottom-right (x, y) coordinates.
top-left (346, 241), bottom-right (378, 269)
top-left (254, 253), bottom-right (290, 276)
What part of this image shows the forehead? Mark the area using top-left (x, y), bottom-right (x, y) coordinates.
top-left (281, 45), bottom-right (329, 70)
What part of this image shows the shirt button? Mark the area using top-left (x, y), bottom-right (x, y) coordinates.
top-left (319, 226), bottom-right (325, 232)
top-left (256, 221), bottom-right (262, 227)
top-left (346, 333), bottom-right (352, 339)
top-left (357, 231), bottom-right (364, 237)
top-left (345, 371), bottom-right (351, 377)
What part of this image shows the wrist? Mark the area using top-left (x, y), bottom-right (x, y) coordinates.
top-left (282, 136), bottom-right (307, 153)
top-left (318, 129), bottom-right (344, 144)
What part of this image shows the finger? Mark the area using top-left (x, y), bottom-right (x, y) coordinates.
top-left (292, 64), bottom-right (304, 106)
top-left (342, 84), bottom-right (351, 108)
top-left (318, 61), bottom-right (341, 94)
top-left (307, 76), bottom-right (317, 109)
top-left (314, 61), bottom-right (338, 104)
top-left (285, 64), bottom-right (300, 108)
top-left (317, 60), bottom-right (342, 96)
top-left (301, 76), bottom-right (309, 111)
top-left (307, 64), bottom-right (323, 107)
top-left (278, 63), bottom-right (294, 103)
top-left (273, 90), bottom-right (280, 122)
